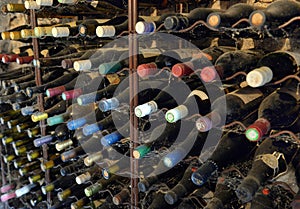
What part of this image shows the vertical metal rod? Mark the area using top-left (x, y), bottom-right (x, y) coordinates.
top-left (0, 142), bottom-right (8, 209)
top-left (30, 9), bottom-right (50, 203)
top-left (128, 0), bottom-right (139, 208)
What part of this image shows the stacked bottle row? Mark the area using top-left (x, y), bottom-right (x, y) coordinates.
top-left (0, 1), bottom-right (300, 209)
top-left (3, 0), bottom-right (300, 42)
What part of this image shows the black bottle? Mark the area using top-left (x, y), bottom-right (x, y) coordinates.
top-left (235, 137), bottom-right (298, 203)
top-left (207, 3), bottom-right (256, 28)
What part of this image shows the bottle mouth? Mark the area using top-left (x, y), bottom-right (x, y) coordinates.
top-left (249, 10), bottom-right (266, 28)
top-left (137, 63), bottom-right (158, 78)
top-left (246, 66), bottom-right (273, 88)
top-left (165, 105), bottom-right (188, 123)
top-left (200, 66), bottom-right (218, 82)
top-left (164, 16), bottom-right (178, 30)
top-left (137, 181), bottom-right (148, 193)
top-left (246, 118), bottom-right (270, 142)
top-left (98, 98), bottom-right (119, 112)
top-left (196, 116), bottom-right (212, 132)
top-left (102, 168), bottom-right (110, 179)
top-left (113, 196), bottom-right (122, 205)
top-left (164, 191), bottom-right (177, 205)
top-left (245, 128), bottom-right (261, 142)
top-left (99, 61), bottom-right (121, 75)
top-left (61, 59), bottom-right (73, 69)
top-left (135, 101), bottom-right (157, 118)
top-left (78, 25), bottom-right (88, 36)
top-left (96, 26), bottom-right (116, 37)
top-left (135, 21), bottom-right (156, 34)
top-left (1, 192), bottom-right (16, 202)
top-left (52, 27), bottom-right (70, 38)
top-left (133, 145), bottom-right (151, 159)
top-left (67, 118), bottom-right (86, 130)
top-left (207, 13), bottom-right (221, 28)
top-left (83, 123), bottom-right (103, 136)
top-left (171, 63), bottom-right (194, 77)
top-left (47, 115), bottom-right (65, 126)
top-left (163, 148), bottom-right (185, 168)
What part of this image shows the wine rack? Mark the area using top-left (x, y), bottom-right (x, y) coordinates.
top-left (1, 0), bottom-right (300, 209)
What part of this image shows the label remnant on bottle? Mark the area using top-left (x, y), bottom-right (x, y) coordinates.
top-left (231, 88), bottom-right (263, 104)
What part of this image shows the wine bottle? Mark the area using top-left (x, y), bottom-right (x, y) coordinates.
top-left (134, 76), bottom-right (202, 118)
top-left (20, 95), bottom-right (62, 116)
top-left (76, 81), bottom-right (124, 106)
top-left (78, 15), bottom-right (128, 37)
top-left (7, 115), bottom-right (31, 129)
top-left (47, 103), bottom-right (95, 126)
top-left (19, 161), bottom-right (41, 176)
top-left (162, 127), bottom-right (209, 168)
top-left (98, 79), bottom-right (165, 112)
top-left (73, 48), bottom-right (127, 71)
top-left (31, 99), bottom-right (70, 122)
top-left (26, 71), bottom-right (79, 97)
top-left (191, 116), bottom-right (257, 186)
top-left (249, 0), bottom-right (300, 29)
top-left (135, 13), bottom-right (175, 34)
top-left (235, 137), bottom-right (298, 203)
top-left (177, 188), bottom-right (210, 209)
top-left (112, 188), bottom-right (130, 205)
top-left (200, 50), bottom-right (263, 83)
top-left (75, 165), bottom-right (102, 185)
top-left (82, 111), bottom-right (127, 136)
top-left (170, 46), bottom-right (235, 78)
top-left (133, 121), bottom-right (182, 159)
top-left (36, 0), bottom-right (60, 7)
top-left (84, 174), bottom-right (121, 197)
top-left (14, 69), bottom-right (66, 92)
top-left (101, 157), bottom-right (131, 179)
top-left (41, 174), bottom-right (76, 194)
top-left (100, 122), bottom-right (128, 147)
top-left (246, 51), bottom-right (300, 87)
top-left (67, 107), bottom-right (106, 130)
top-left (34, 51), bottom-right (87, 67)
top-left (1, 49), bottom-right (34, 64)
top-left (52, 19), bottom-right (110, 38)
top-left (147, 191), bottom-right (175, 209)
top-left (45, 73), bottom-right (92, 98)
top-left (60, 159), bottom-right (86, 176)
top-left (164, 7), bottom-right (220, 31)
top-left (48, 197), bottom-right (73, 209)
top-left (60, 134), bottom-right (103, 161)
top-left (136, 48), bottom-right (200, 78)
top-left (61, 49), bottom-right (99, 69)
top-left (61, 74), bottom-right (111, 100)
top-left (96, 17), bottom-right (146, 37)
top-left (24, 0), bottom-right (41, 10)
top-left (1, 24), bottom-right (31, 40)
top-left (29, 190), bottom-right (45, 207)
top-left (164, 160), bottom-right (203, 205)
top-left (196, 85), bottom-right (275, 132)
top-left (6, 73), bottom-right (35, 90)
top-left (0, 91), bottom-right (28, 104)
top-left (12, 95), bottom-right (37, 111)
top-left (245, 80), bottom-right (300, 142)
top-left (98, 50), bottom-right (161, 75)
top-left (207, 3), bottom-right (256, 28)
top-left (204, 160), bottom-right (252, 209)
top-left (165, 84), bottom-right (220, 123)
top-left (2, 131), bottom-right (30, 146)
